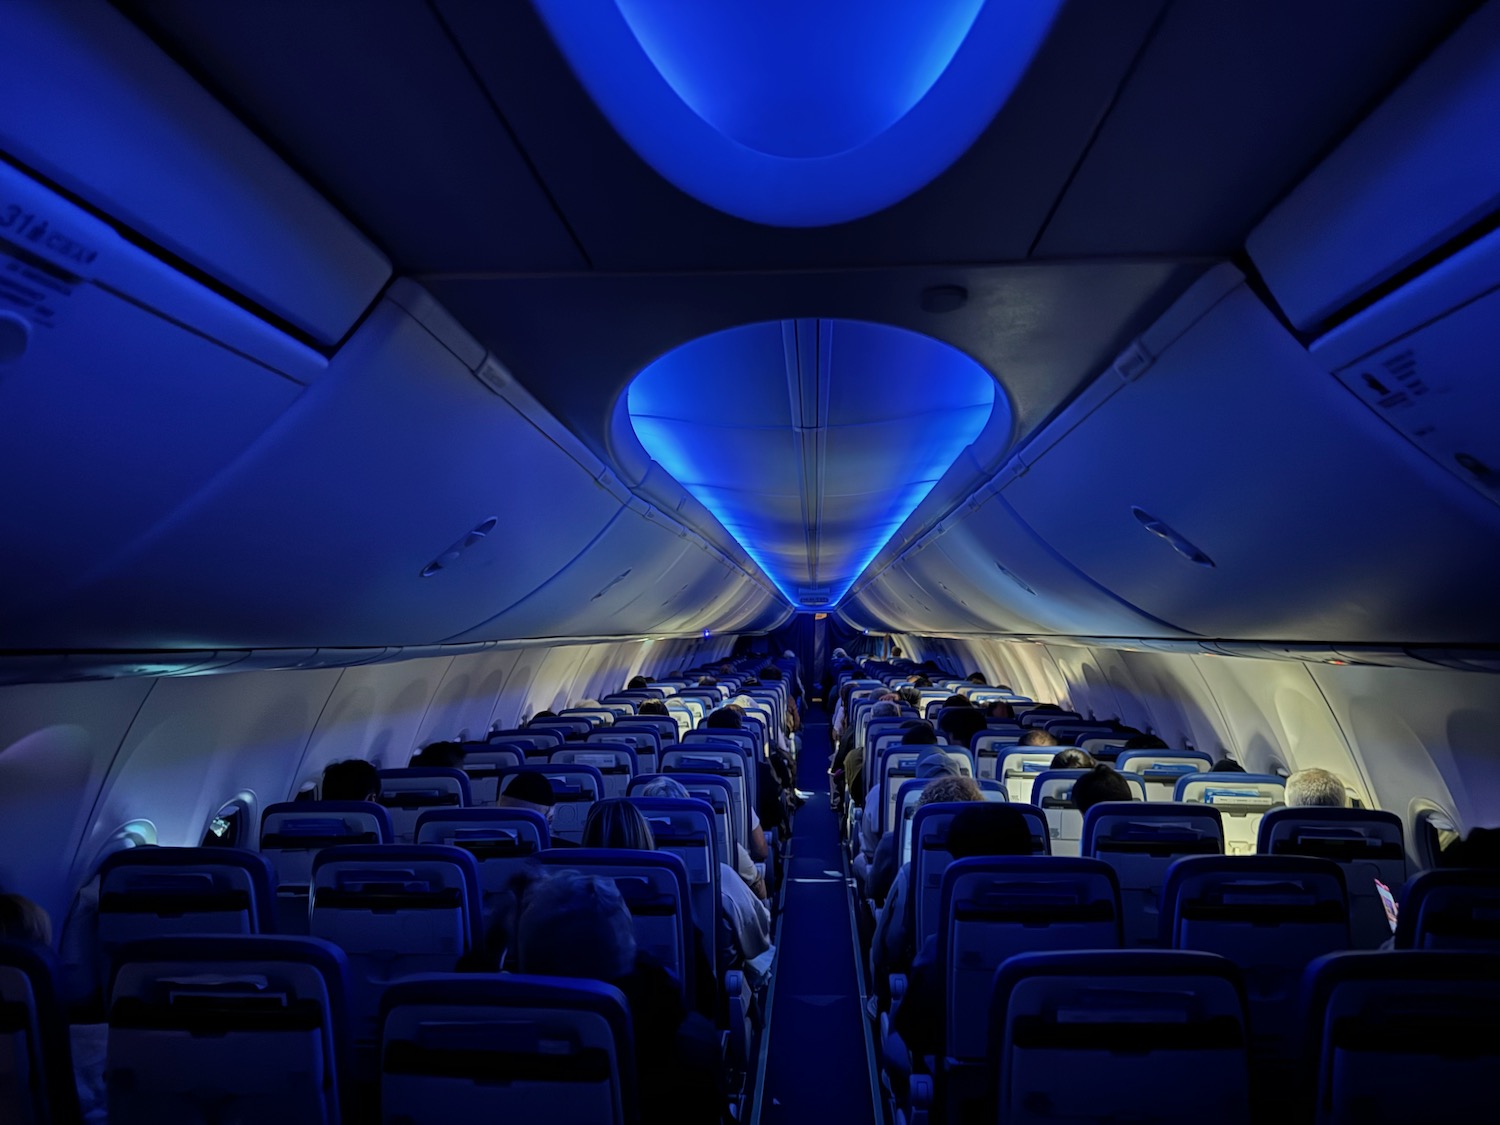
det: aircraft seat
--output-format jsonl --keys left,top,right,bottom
{"left": 1304, "top": 951, "right": 1500, "bottom": 1124}
{"left": 259, "top": 801, "right": 393, "bottom": 935}
{"left": 594, "top": 726, "right": 660, "bottom": 773}
{"left": 995, "top": 750, "right": 1063, "bottom": 802}
{"left": 309, "top": 844, "right": 481, "bottom": 1041}
{"left": 0, "top": 939, "right": 81, "bottom": 1123}
{"left": 1258, "top": 807, "right": 1407, "bottom": 949}
{"left": 661, "top": 749, "right": 751, "bottom": 854}
{"left": 459, "top": 745, "right": 524, "bottom": 805}
{"left": 630, "top": 773, "right": 734, "bottom": 871}
{"left": 414, "top": 807, "right": 549, "bottom": 912}
{"left": 379, "top": 974, "right": 635, "bottom": 1125}
{"left": 626, "top": 797, "right": 721, "bottom": 979}
{"left": 496, "top": 765, "right": 604, "bottom": 844}
{"left": 1392, "top": 868, "right": 1500, "bottom": 950}
{"left": 1082, "top": 802, "right": 1224, "bottom": 947}
{"left": 106, "top": 934, "right": 350, "bottom": 1125}
{"left": 551, "top": 744, "right": 639, "bottom": 799}
{"left": 377, "top": 767, "right": 471, "bottom": 844}
{"left": 1175, "top": 773, "right": 1286, "bottom": 854}
{"left": 1115, "top": 749, "right": 1214, "bottom": 801}
{"left": 1163, "top": 855, "right": 1349, "bottom": 1069}
{"left": 991, "top": 949, "right": 1250, "bottom": 1125}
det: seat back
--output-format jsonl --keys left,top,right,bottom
{"left": 628, "top": 774, "right": 733, "bottom": 870}
{"left": 98, "top": 846, "right": 276, "bottom": 987}
{"left": 1030, "top": 769, "right": 1148, "bottom": 857}
{"left": 1164, "top": 855, "right": 1349, "bottom": 1064}
{"left": 1115, "top": 749, "right": 1214, "bottom": 801}
{"left": 591, "top": 727, "right": 659, "bottom": 773}
{"left": 992, "top": 950, "right": 1250, "bottom": 1125}
{"left": 550, "top": 745, "right": 639, "bottom": 799}
{"left": 661, "top": 750, "right": 749, "bottom": 854}
{"left": 612, "top": 715, "right": 679, "bottom": 748}
{"left": 487, "top": 730, "right": 562, "bottom": 760}
{"left": 1305, "top": 951, "right": 1500, "bottom": 1125}
{"left": 879, "top": 748, "right": 975, "bottom": 833}
{"left": 1081, "top": 736, "right": 1130, "bottom": 759}
{"left": 309, "top": 844, "right": 480, "bottom": 1041}
{"left": 377, "top": 768, "right": 471, "bottom": 844}
{"left": 379, "top": 974, "right": 634, "bottom": 1125}
{"left": 460, "top": 746, "right": 524, "bottom": 805}
{"left": 534, "top": 849, "right": 694, "bottom": 1009}
{"left": 107, "top": 935, "right": 349, "bottom": 1125}
{"left": 972, "top": 729, "right": 1025, "bottom": 778}
{"left": 938, "top": 858, "right": 1122, "bottom": 1061}
{"left": 627, "top": 797, "right": 720, "bottom": 980}
{"left": 996, "top": 750, "right": 1060, "bottom": 802}
{"left": 560, "top": 707, "right": 616, "bottom": 728}
{"left": 1394, "top": 869, "right": 1500, "bottom": 950}
{"left": 414, "top": 808, "right": 549, "bottom": 909}
{"left": 497, "top": 766, "right": 604, "bottom": 844}
{"left": 1258, "top": 807, "right": 1408, "bottom": 949}
{"left": 1083, "top": 802, "right": 1225, "bottom": 946}
{"left": 259, "top": 801, "right": 393, "bottom": 934}
{"left": 1175, "top": 773, "right": 1286, "bottom": 854}
{"left": 0, "top": 940, "right": 80, "bottom": 1124}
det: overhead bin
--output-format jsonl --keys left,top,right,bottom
{"left": 0, "top": 0, "right": 390, "bottom": 345}
{"left": 1247, "top": 3, "right": 1500, "bottom": 331}
{"left": 994, "top": 270, "right": 1500, "bottom": 643}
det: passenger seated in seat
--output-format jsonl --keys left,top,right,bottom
{"left": 320, "top": 758, "right": 379, "bottom": 801}
{"left": 966, "top": 673, "right": 987, "bottom": 686}
{"left": 1050, "top": 747, "right": 1097, "bottom": 770}
{"left": 583, "top": 798, "right": 769, "bottom": 992}
{"left": 705, "top": 708, "right": 778, "bottom": 856}
{"left": 859, "top": 749, "right": 962, "bottom": 898}
{"left": 937, "top": 707, "right": 986, "bottom": 752}
{"left": 499, "top": 771, "right": 574, "bottom": 844}
{"left": 410, "top": 740, "right": 466, "bottom": 768}
{"left": 870, "top": 775, "right": 987, "bottom": 989}
{"left": 628, "top": 675, "right": 650, "bottom": 690}
{"left": 1071, "top": 764, "right": 1135, "bottom": 813}
{"left": 515, "top": 872, "right": 725, "bottom": 1125}
{"left": 1018, "top": 729, "right": 1059, "bottom": 748}
{"left": 983, "top": 699, "right": 1015, "bottom": 722}
{"left": 1441, "top": 827, "right": 1500, "bottom": 867}
{"left": 894, "top": 805, "right": 1037, "bottom": 1061}
{"left": 1122, "top": 733, "right": 1168, "bottom": 750}
{"left": 898, "top": 686, "right": 923, "bottom": 708}
{"left": 1210, "top": 758, "right": 1247, "bottom": 773}
{"left": 1285, "top": 768, "right": 1349, "bottom": 808}
{"left": 638, "top": 699, "right": 669, "bottom": 717}
{"left": 941, "top": 694, "right": 972, "bottom": 710}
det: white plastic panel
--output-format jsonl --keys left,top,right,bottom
{"left": 1001, "top": 283, "right": 1500, "bottom": 642}
{"left": 0, "top": 0, "right": 390, "bottom": 344}
{"left": 1248, "top": 3, "right": 1500, "bottom": 329}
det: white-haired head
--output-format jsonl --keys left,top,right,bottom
{"left": 1285, "top": 768, "right": 1349, "bottom": 808}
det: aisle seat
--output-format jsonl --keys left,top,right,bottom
{"left": 1083, "top": 803, "right": 1224, "bottom": 947}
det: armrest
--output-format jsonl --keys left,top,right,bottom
{"left": 889, "top": 973, "right": 908, "bottom": 1018}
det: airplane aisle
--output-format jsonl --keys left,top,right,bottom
{"left": 758, "top": 706, "right": 880, "bottom": 1124}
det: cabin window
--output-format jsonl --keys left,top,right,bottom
{"left": 293, "top": 781, "right": 320, "bottom": 802}
{"left": 1411, "top": 802, "right": 1461, "bottom": 869}
{"left": 200, "top": 797, "right": 252, "bottom": 848}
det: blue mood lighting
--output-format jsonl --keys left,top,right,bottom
{"left": 531, "top": 0, "right": 1064, "bottom": 226}
{"left": 627, "top": 320, "right": 1000, "bottom": 609}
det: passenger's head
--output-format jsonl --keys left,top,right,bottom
{"left": 515, "top": 872, "right": 637, "bottom": 981}
{"left": 1018, "top": 729, "right": 1060, "bottom": 748}
{"left": 498, "top": 771, "right": 557, "bottom": 817}
{"left": 707, "top": 707, "right": 743, "bottom": 729}
{"left": 1071, "top": 765, "right": 1135, "bottom": 813}
{"left": 945, "top": 804, "right": 1034, "bottom": 860}
{"left": 985, "top": 700, "right": 1015, "bottom": 721}
{"left": 638, "top": 700, "right": 668, "bottom": 717}
{"left": 760, "top": 665, "right": 783, "bottom": 682}
{"left": 871, "top": 700, "right": 901, "bottom": 720}
{"left": 627, "top": 675, "right": 649, "bottom": 690}
{"left": 942, "top": 694, "right": 972, "bottom": 710}
{"left": 939, "top": 708, "right": 988, "bottom": 749}
{"left": 918, "top": 775, "right": 984, "bottom": 806}
{"left": 910, "top": 675, "right": 931, "bottom": 688}
{"left": 1442, "top": 827, "right": 1500, "bottom": 869}
{"left": 898, "top": 686, "right": 922, "bottom": 708}
{"left": 411, "top": 740, "right": 466, "bottom": 769}
{"left": 915, "top": 749, "right": 962, "bottom": 781}
{"left": 1123, "top": 733, "right": 1168, "bottom": 750}
{"left": 697, "top": 676, "right": 717, "bottom": 687}
{"left": 637, "top": 776, "right": 690, "bottom": 801}
{"left": 1050, "top": 748, "right": 1096, "bottom": 770}
{"left": 900, "top": 721, "right": 939, "bottom": 746}
{"left": 966, "top": 673, "right": 987, "bottom": 686}
{"left": 1209, "top": 758, "right": 1247, "bottom": 773}
{"left": 532, "top": 709, "right": 557, "bottom": 721}
{"left": 582, "top": 799, "right": 657, "bottom": 851}
{"left": 1285, "top": 768, "right": 1349, "bottom": 808}
{"left": 321, "top": 759, "right": 379, "bottom": 802}
{"left": 0, "top": 893, "right": 52, "bottom": 946}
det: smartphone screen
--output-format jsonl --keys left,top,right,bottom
{"left": 1375, "top": 878, "right": 1399, "bottom": 932}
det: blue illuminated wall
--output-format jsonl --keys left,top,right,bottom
{"left": 627, "top": 320, "right": 1001, "bottom": 608}
{"left": 532, "top": 0, "right": 1064, "bottom": 226}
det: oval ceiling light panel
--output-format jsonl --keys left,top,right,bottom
{"left": 532, "top": 0, "right": 1065, "bottom": 226}
{"left": 627, "top": 320, "right": 1003, "bottom": 608}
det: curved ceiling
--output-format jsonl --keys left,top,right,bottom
{"left": 531, "top": 0, "right": 1064, "bottom": 225}
{"left": 627, "top": 319, "right": 1001, "bottom": 608}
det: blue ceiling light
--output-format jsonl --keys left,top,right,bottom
{"left": 627, "top": 320, "right": 1001, "bottom": 609}
{"left": 531, "top": 0, "right": 1064, "bottom": 226}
